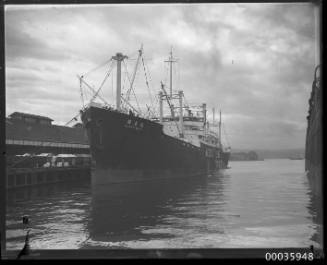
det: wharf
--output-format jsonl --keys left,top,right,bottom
{"left": 6, "top": 166, "right": 91, "bottom": 189}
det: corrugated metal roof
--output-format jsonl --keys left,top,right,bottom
{"left": 36, "top": 153, "right": 53, "bottom": 157}
{"left": 9, "top": 112, "right": 54, "bottom": 121}
{"left": 56, "top": 154, "right": 76, "bottom": 157}
{"left": 6, "top": 118, "right": 89, "bottom": 145}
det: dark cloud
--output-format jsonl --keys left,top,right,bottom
{"left": 5, "top": 14, "right": 72, "bottom": 61}
{"left": 247, "top": 3, "right": 314, "bottom": 40}
{"left": 4, "top": 3, "right": 316, "bottom": 149}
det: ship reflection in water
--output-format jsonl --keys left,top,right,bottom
{"left": 88, "top": 172, "right": 227, "bottom": 246}
{"left": 6, "top": 159, "right": 322, "bottom": 250}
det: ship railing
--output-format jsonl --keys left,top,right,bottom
{"left": 162, "top": 116, "right": 204, "bottom": 122}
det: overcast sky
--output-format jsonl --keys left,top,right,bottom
{"left": 5, "top": 3, "right": 317, "bottom": 150}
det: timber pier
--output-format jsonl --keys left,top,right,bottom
{"left": 5, "top": 111, "right": 92, "bottom": 189}
{"left": 7, "top": 166, "right": 91, "bottom": 189}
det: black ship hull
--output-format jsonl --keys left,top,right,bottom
{"left": 81, "top": 106, "right": 229, "bottom": 183}
{"left": 305, "top": 68, "right": 322, "bottom": 201}
{"left": 305, "top": 66, "right": 322, "bottom": 249}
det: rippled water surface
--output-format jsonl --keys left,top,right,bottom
{"left": 6, "top": 159, "right": 321, "bottom": 250}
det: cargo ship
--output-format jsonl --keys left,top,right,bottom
{"left": 80, "top": 47, "right": 230, "bottom": 183}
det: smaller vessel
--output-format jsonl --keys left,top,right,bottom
{"left": 288, "top": 156, "right": 304, "bottom": 160}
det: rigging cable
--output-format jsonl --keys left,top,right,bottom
{"left": 145, "top": 57, "right": 159, "bottom": 117}
{"left": 67, "top": 56, "right": 117, "bottom": 129}
{"left": 111, "top": 66, "right": 114, "bottom": 100}
{"left": 178, "top": 59, "right": 181, "bottom": 92}
{"left": 122, "top": 60, "right": 142, "bottom": 114}
{"left": 126, "top": 51, "right": 138, "bottom": 61}
{"left": 141, "top": 55, "right": 156, "bottom": 116}
{"left": 122, "top": 60, "right": 141, "bottom": 114}
{"left": 89, "top": 59, "right": 114, "bottom": 104}
{"left": 222, "top": 123, "right": 231, "bottom": 148}
{"left": 126, "top": 48, "right": 142, "bottom": 102}
{"left": 82, "top": 57, "right": 113, "bottom": 78}
{"left": 65, "top": 111, "right": 81, "bottom": 126}
{"left": 78, "top": 75, "right": 110, "bottom": 107}
{"left": 163, "top": 63, "right": 168, "bottom": 89}
{"left": 121, "top": 62, "right": 128, "bottom": 98}
{"left": 160, "top": 82, "right": 181, "bottom": 136}
{"left": 79, "top": 77, "right": 85, "bottom": 109}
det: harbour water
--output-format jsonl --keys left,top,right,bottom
{"left": 6, "top": 159, "right": 322, "bottom": 251}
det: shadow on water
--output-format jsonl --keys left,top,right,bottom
{"left": 307, "top": 189, "right": 324, "bottom": 250}
{"left": 7, "top": 161, "right": 317, "bottom": 250}
{"left": 6, "top": 179, "right": 91, "bottom": 205}
{"left": 6, "top": 179, "right": 91, "bottom": 247}
{"left": 88, "top": 171, "right": 227, "bottom": 243}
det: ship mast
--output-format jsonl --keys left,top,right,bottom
{"left": 203, "top": 103, "right": 207, "bottom": 137}
{"left": 179, "top": 90, "right": 184, "bottom": 138}
{"left": 219, "top": 110, "right": 222, "bottom": 149}
{"left": 159, "top": 91, "right": 163, "bottom": 123}
{"left": 164, "top": 47, "right": 177, "bottom": 98}
{"left": 159, "top": 82, "right": 175, "bottom": 118}
{"left": 126, "top": 46, "right": 143, "bottom": 102}
{"left": 112, "top": 52, "right": 128, "bottom": 111}
{"left": 160, "top": 49, "right": 185, "bottom": 139}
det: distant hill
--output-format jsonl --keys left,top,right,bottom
{"left": 230, "top": 151, "right": 260, "bottom": 161}
{"left": 232, "top": 148, "right": 305, "bottom": 159}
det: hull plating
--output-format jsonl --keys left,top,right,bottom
{"left": 82, "top": 107, "right": 229, "bottom": 182}
{"left": 305, "top": 74, "right": 322, "bottom": 200}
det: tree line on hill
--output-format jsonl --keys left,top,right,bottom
{"left": 230, "top": 148, "right": 305, "bottom": 161}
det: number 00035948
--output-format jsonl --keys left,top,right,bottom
{"left": 265, "top": 252, "right": 314, "bottom": 261}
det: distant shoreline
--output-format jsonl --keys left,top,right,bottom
{"left": 229, "top": 158, "right": 305, "bottom": 161}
